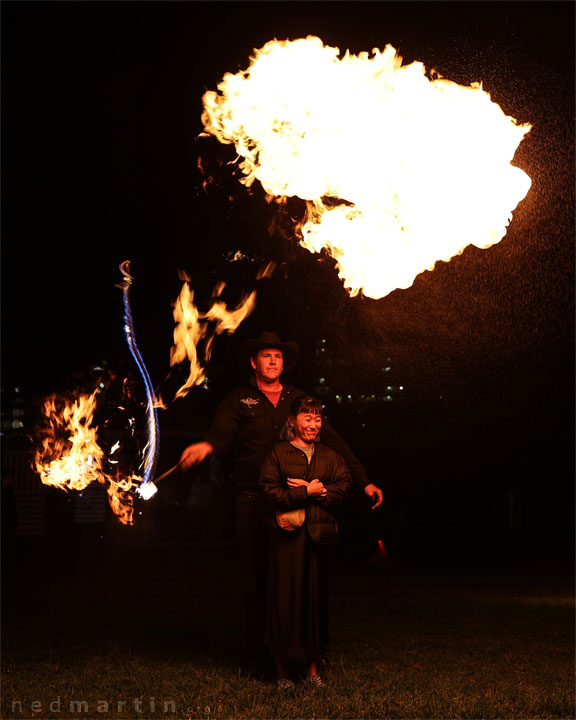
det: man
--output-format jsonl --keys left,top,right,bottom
{"left": 179, "top": 331, "right": 383, "bottom": 676}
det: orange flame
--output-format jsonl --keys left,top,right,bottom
{"left": 201, "top": 36, "right": 532, "bottom": 299}
{"left": 159, "top": 263, "right": 274, "bottom": 405}
{"left": 35, "top": 263, "right": 275, "bottom": 520}
{"left": 34, "top": 390, "right": 141, "bottom": 525}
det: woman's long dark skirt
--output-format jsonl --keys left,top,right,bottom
{"left": 266, "top": 525, "right": 331, "bottom": 656}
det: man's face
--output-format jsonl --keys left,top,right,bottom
{"left": 290, "top": 410, "right": 322, "bottom": 445}
{"left": 251, "top": 348, "right": 284, "bottom": 383}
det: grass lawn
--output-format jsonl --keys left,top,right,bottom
{"left": 1, "top": 531, "right": 574, "bottom": 720}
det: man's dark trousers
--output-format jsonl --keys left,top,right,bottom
{"left": 235, "top": 493, "right": 270, "bottom": 675}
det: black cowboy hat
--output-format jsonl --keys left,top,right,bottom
{"left": 238, "top": 331, "right": 301, "bottom": 371}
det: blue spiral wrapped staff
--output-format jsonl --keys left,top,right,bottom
{"left": 119, "top": 260, "right": 160, "bottom": 492}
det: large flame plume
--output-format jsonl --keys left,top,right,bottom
{"left": 201, "top": 36, "right": 532, "bottom": 299}
{"left": 34, "top": 389, "right": 141, "bottom": 525}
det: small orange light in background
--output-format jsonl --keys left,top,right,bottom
{"left": 377, "top": 539, "right": 389, "bottom": 560}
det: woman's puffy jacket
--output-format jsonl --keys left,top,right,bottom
{"left": 259, "top": 441, "right": 353, "bottom": 544}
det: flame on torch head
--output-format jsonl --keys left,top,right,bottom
{"left": 35, "top": 390, "right": 104, "bottom": 493}
{"left": 34, "top": 389, "right": 142, "bottom": 525}
{"left": 201, "top": 36, "right": 532, "bottom": 299}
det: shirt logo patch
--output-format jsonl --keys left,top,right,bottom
{"left": 241, "top": 397, "right": 260, "bottom": 407}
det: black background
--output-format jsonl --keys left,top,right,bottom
{"left": 2, "top": 1, "right": 574, "bottom": 545}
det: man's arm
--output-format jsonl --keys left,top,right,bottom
{"left": 179, "top": 389, "right": 241, "bottom": 469}
{"left": 180, "top": 441, "right": 214, "bottom": 469}
{"left": 320, "top": 418, "right": 383, "bottom": 509}
{"left": 319, "top": 452, "right": 354, "bottom": 509}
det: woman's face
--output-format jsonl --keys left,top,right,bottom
{"left": 290, "top": 410, "right": 322, "bottom": 445}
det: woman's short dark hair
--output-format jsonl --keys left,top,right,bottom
{"left": 288, "top": 394, "right": 322, "bottom": 417}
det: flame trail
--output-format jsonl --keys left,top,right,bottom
{"left": 34, "top": 264, "right": 162, "bottom": 518}
{"left": 119, "top": 261, "right": 159, "bottom": 492}
{"left": 34, "top": 262, "right": 269, "bottom": 516}
{"left": 157, "top": 262, "right": 275, "bottom": 407}
{"left": 201, "top": 36, "right": 532, "bottom": 299}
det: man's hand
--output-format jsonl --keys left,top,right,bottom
{"left": 179, "top": 442, "right": 214, "bottom": 470}
{"left": 364, "top": 483, "right": 383, "bottom": 509}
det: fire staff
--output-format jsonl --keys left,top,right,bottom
{"left": 179, "top": 331, "right": 383, "bottom": 677}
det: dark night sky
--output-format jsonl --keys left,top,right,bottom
{"left": 2, "top": 1, "right": 574, "bottom": 525}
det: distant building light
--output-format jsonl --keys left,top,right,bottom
{"left": 14, "top": 387, "right": 21, "bottom": 394}
{"left": 322, "top": 338, "right": 327, "bottom": 344}
{"left": 386, "top": 386, "right": 392, "bottom": 391}
{"left": 347, "top": 394, "right": 352, "bottom": 399}
{"left": 385, "top": 395, "right": 393, "bottom": 402}
{"left": 399, "top": 386, "right": 404, "bottom": 390}
{"left": 319, "top": 377, "right": 326, "bottom": 384}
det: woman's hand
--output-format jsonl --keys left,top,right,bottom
{"left": 287, "top": 477, "right": 327, "bottom": 498}
{"left": 306, "top": 478, "right": 327, "bottom": 498}
{"left": 287, "top": 478, "right": 308, "bottom": 488}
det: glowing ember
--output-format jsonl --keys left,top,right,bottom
{"left": 34, "top": 389, "right": 141, "bottom": 525}
{"left": 201, "top": 36, "right": 532, "bottom": 298}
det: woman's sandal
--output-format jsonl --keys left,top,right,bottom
{"left": 277, "top": 677, "right": 296, "bottom": 691}
{"left": 308, "top": 674, "right": 326, "bottom": 687}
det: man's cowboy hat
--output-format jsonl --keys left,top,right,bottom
{"left": 239, "top": 331, "right": 300, "bottom": 371}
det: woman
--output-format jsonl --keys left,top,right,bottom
{"left": 259, "top": 395, "right": 353, "bottom": 690}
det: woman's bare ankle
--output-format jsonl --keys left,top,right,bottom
{"left": 274, "top": 655, "right": 288, "bottom": 679}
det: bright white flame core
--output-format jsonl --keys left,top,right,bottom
{"left": 202, "top": 36, "right": 532, "bottom": 299}
{"left": 137, "top": 482, "right": 158, "bottom": 500}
